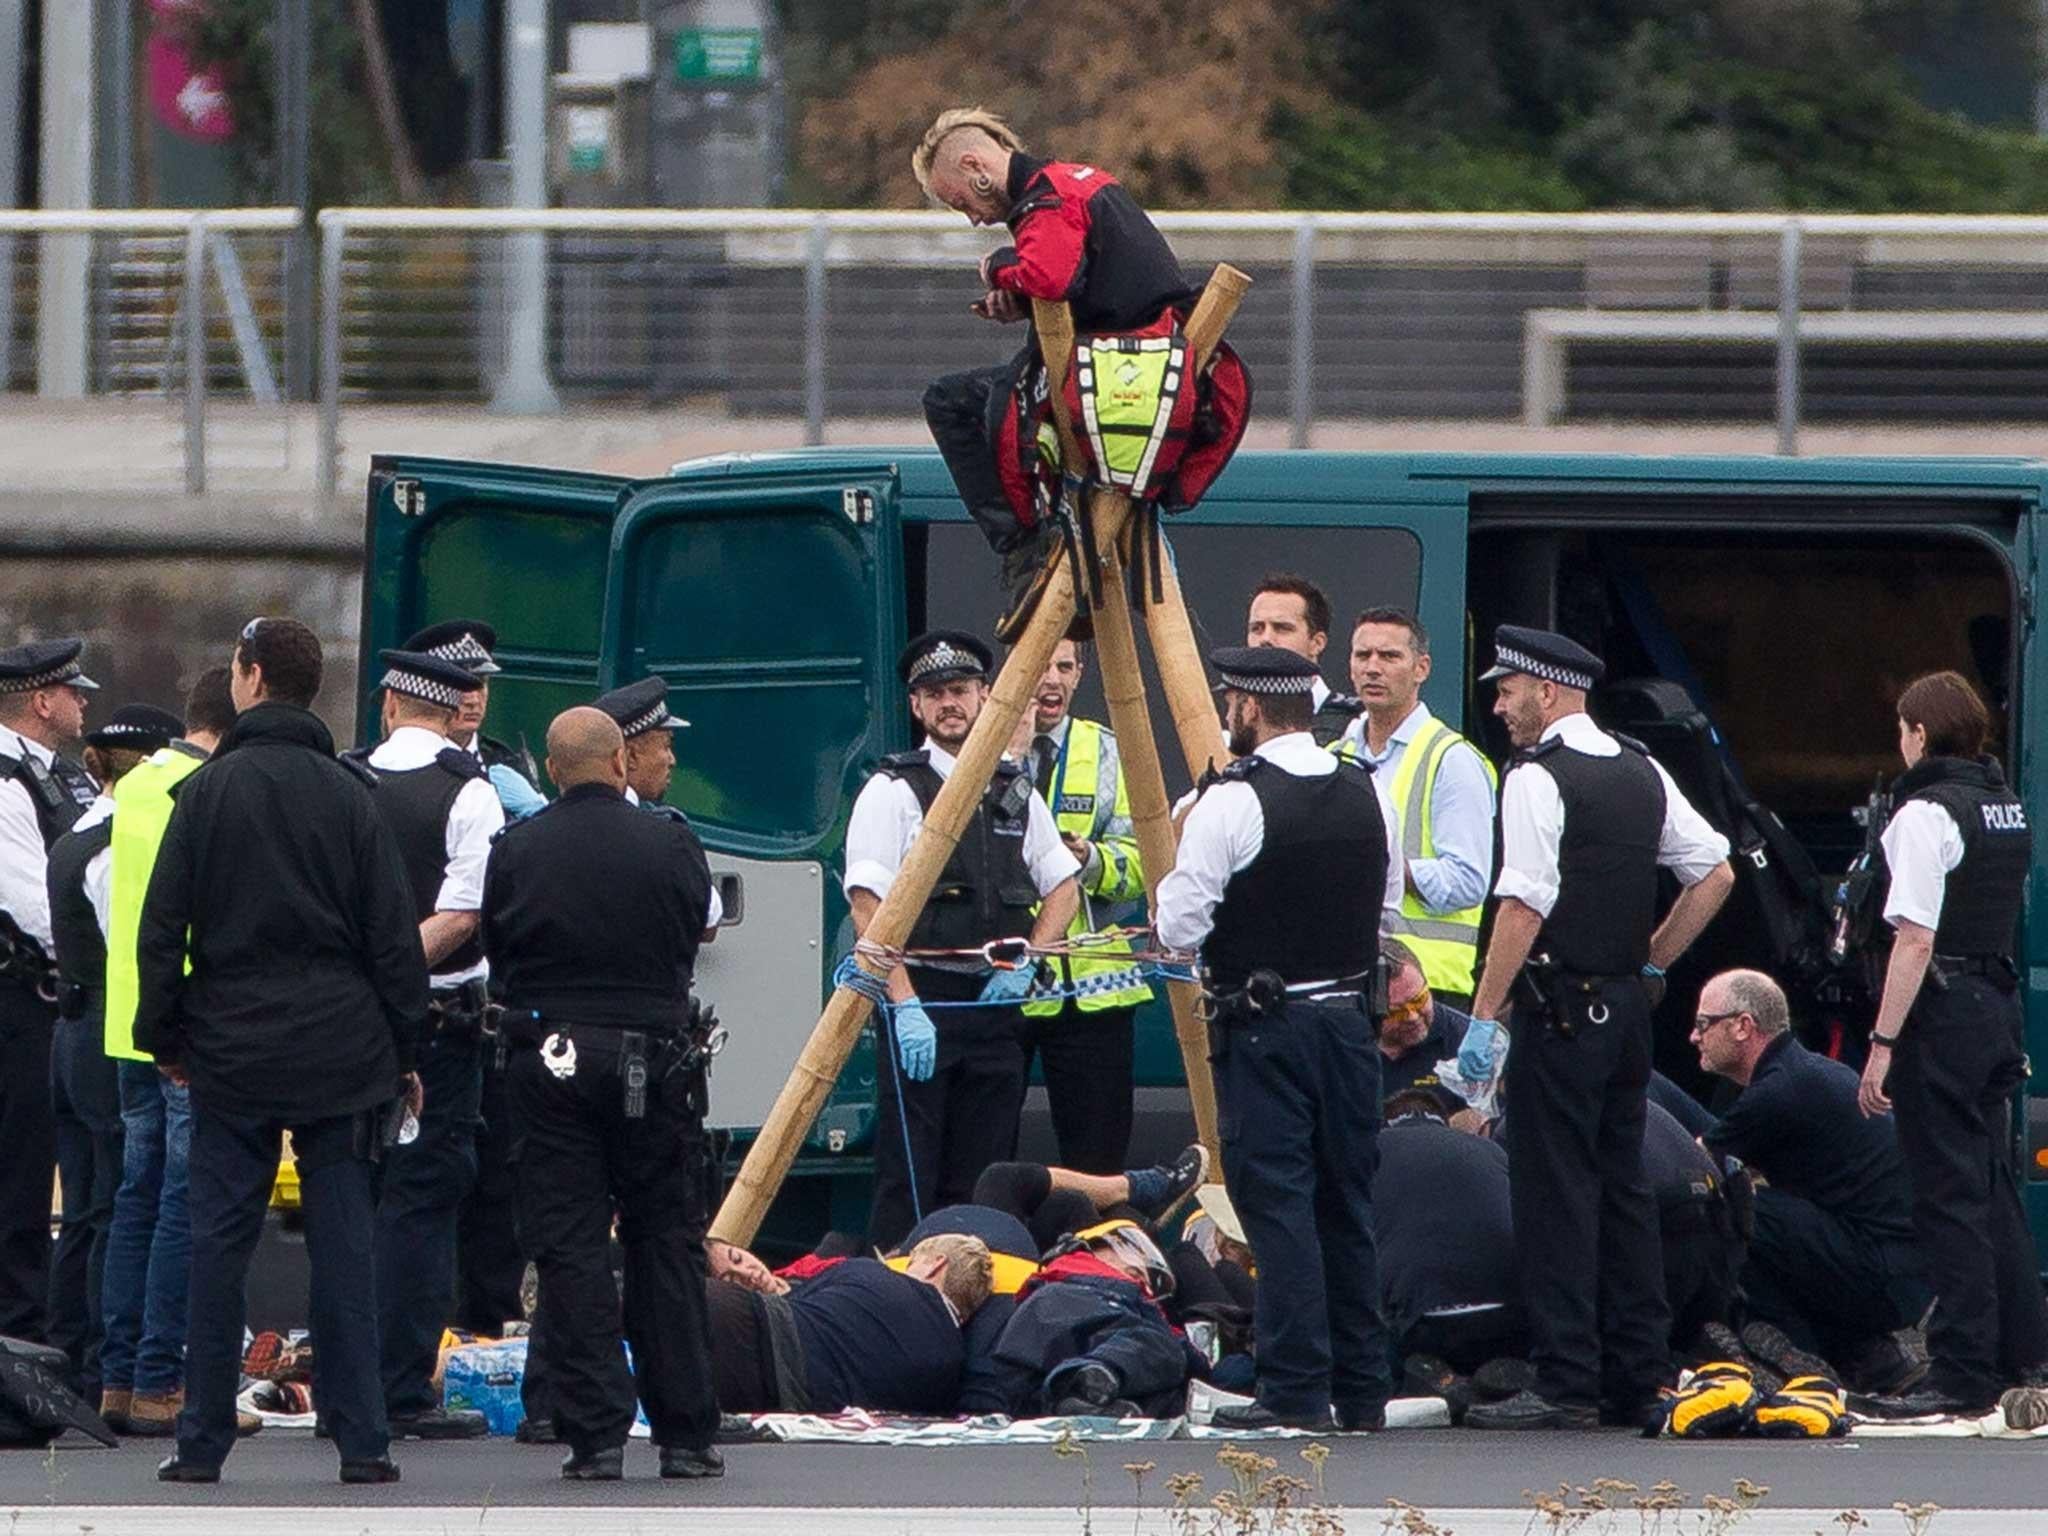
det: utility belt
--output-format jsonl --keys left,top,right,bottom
{"left": 1201, "top": 962, "right": 1387, "bottom": 1028}
{"left": 0, "top": 914, "right": 57, "bottom": 1006}
{"left": 56, "top": 981, "right": 101, "bottom": 1022}
{"left": 505, "top": 1007, "right": 727, "bottom": 1120}
{"left": 1928, "top": 954, "right": 2018, "bottom": 991}
{"left": 428, "top": 978, "right": 491, "bottom": 1035}
{"left": 1512, "top": 954, "right": 1640, "bottom": 1040}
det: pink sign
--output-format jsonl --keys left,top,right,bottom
{"left": 146, "top": 0, "right": 234, "bottom": 144}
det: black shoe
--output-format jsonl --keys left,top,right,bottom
{"left": 1470, "top": 1357, "right": 1536, "bottom": 1402}
{"left": 716, "top": 1412, "right": 774, "bottom": 1445}
{"left": 1400, "top": 1355, "right": 1472, "bottom": 1421}
{"left": 993, "top": 521, "right": 1069, "bottom": 644}
{"left": 1049, "top": 1361, "right": 1121, "bottom": 1413}
{"left": 561, "top": 1445, "right": 625, "bottom": 1481}
{"left": 156, "top": 1453, "right": 221, "bottom": 1484}
{"left": 1333, "top": 1400, "right": 1387, "bottom": 1432}
{"left": 1846, "top": 1336, "right": 1929, "bottom": 1397}
{"left": 1054, "top": 1395, "right": 1142, "bottom": 1419}
{"left": 339, "top": 1455, "right": 401, "bottom": 1485}
{"left": 1853, "top": 1387, "right": 1997, "bottom": 1421}
{"left": 1127, "top": 1143, "right": 1209, "bottom": 1223}
{"left": 1742, "top": 1321, "right": 1839, "bottom": 1383}
{"left": 514, "top": 1414, "right": 559, "bottom": 1444}
{"left": 1209, "top": 1400, "right": 1337, "bottom": 1432}
{"left": 390, "top": 1406, "right": 488, "bottom": 1440}
{"left": 660, "top": 1444, "right": 725, "bottom": 1479}
{"left": 1696, "top": 1320, "right": 1751, "bottom": 1366}
{"left": 1464, "top": 1389, "right": 1598, "bottom": 1431}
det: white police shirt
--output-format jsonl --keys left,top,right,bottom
{"left": 1156, "top": 730, "right": 1404, "bottom": 953}
{"left": 368, "top": 724, "right": 506, "bottom": 988}
{"left": 0, "top": 721, "right": 60, "bottom": 948}
{"left": 1493, "top": 712, "right": 1729, "bottom": 918}
{"left": 843, "top": 740, "right": 1079, "bottom": 902}
{"left": 1879, "top": 800, "right": 1965, "bottom": 932}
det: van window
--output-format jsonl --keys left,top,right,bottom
{"left": 912, "top": 519, "right": 1424, "bottom": 793}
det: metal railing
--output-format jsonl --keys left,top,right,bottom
{"left": 1, "top": 208, "right": 304, "bottom": 494}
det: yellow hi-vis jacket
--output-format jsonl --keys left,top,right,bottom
{"left": 1023, "top": 718, "right": 1152, "bottom": 1014}
{"left": 103, "top": 743, "right": 205, "bottom": 1061}
{"left": 1343, "top": 714, "right": 1497, "bottom": 997}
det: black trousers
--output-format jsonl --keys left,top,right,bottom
{"left": 48, "top": 1013, "right": 123, "bottom": 1396}
{"left": 1504, "top": 978, "right": 1671, "bottom": 1410}
{"left": 923, "top": 358, "right": 1030, "bottom": 555}
{"left": 1740, "top": 1186, "right": 1928, "bottom": 1367}
{"left": 510, "top": 1032, "right": 717, "bottom": 1458}
{"left": 1659, "top": 1200, "right": 1742, "bottom": 1355}
{"left": 456, "top": 1047, "right": 527, "bottom": 1334}
{"left": 373, "top": 1027, "right": 482, "bottom": 1417}
{"left": 867, "top": 985, "right": 1028, "bottom": 1252}
{"left": 1889, "top": 976, "right": 2048, "bottom": 1401}
{"left": 1215, "top": 997, "right": 1390, "bottom": 1419}
{"left": 1019, "top": 1001, "right": 1136, "bottom": 1174}
{"left": 181, "top": 1103, "right": 384, "bottom": 1470}
{"left": 0, "top": 982, "right": 55, "bottom": 1342}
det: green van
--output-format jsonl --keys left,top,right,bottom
{"left": 359, "top": 448, "right": 2048, "bottom": 1253}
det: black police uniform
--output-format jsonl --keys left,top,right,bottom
{"left": 481, "top": 779, "right": 720, "bottom": 1469}
{"left": 1156, "top": 645, "right": 1393, "bottom": 1428}
{"left": 1881, "top": 754, "right": 2048, "bottom": 1404}
{"left": 44, "top": 705, "right": 179, "bottom": 1398}
{"left": 351, "top": 652, "right": 505, "bottom": 1433}
{"left": 0, "top": 639, "right": 99, "bottom": 1343}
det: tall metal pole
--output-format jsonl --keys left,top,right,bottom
{"left": 36, "top": 0, "right": 96, "bottom": 398}
{"left": 0, "top": 0, "right": 26, "bottom": 387}
{"left": 490, "top": 0, "right": 560, "bottom": 414}
{"left": 278, "top": 0, "right": 314, "bottom": 400}
{"left": 1775, "top": 219, "right": 1802, "bottom": 458}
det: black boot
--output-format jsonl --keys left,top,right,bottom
{"left": 339, "top": 1455, "right": 402, "bottom": 1485}
{"left": 560, "top": 1444, "right": 625, "bottom": 1481}
{"left": 660, "top": 1444, "right": 726, "bottom": 1479}
{"left": 1464, "top": 1389, "right": 1598, "bottom": 1431}
{"left": 1209, "top": 1400, "right": 1337, "bottom": 1432}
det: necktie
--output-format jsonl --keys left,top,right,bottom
{"left": 1033, "top": 734, "right": 1058, "bottom": 799}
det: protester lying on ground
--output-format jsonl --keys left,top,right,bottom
{"left": 1641, "top": 1100, "right": 1748, "bottom": 1359}
{"left": 969, "top": 1145, "right": 1209, "bottom": 1253}
{"left": 705, "top": 1234, "right": 994, "bottom": 1417}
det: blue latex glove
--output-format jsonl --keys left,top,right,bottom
{"left": 488, "top": 763, "right": 549, "bottom": 821}
{"left": 890, "top": 999, "right": 937, "bottom": 1082}
{"left": 978, "top": 964, "right": 1038, "bottom": 1005}
{"left": 1457, "top": 1018, "right": 1502, "bottom": 1083}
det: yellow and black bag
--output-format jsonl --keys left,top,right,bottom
{"left": 1751, "top": 1374, "right": 1848, "bottom": 1439}
{"left": 1653, "top": 1361, "right": 1759, "bottom": 1438}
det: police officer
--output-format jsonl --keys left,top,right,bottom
{"left": 1007, "top": 639, "right": 1150, "bottom": 1172}
{"left": 1857, "top": 670, "right": 2048, "bottom": 1416}
{"left": 0, "top": 638, "right": 98, "bottom": 1343}
{"left": 593, "top": 676, "right": 724, "bottom": 932}
{"left": 844, "top": 631, "right": 1080, "bottom": 1250}
{"left": 1155, "top": 645, "right": 1405, "bottom": 1431}
{"left": 406, "top": 620, "right": 547, "bottom": 820}
{"left": 353, "top": 651, "right": 507, "bottom": 1439}
{"left": 480, "top": 706, "right": 722, "bottom": 1481}
{"left": 45, "top": 703, "right": 180, "bottom": 1403}
{"left": 1459, "top": 626, "right": 1733, "bottom": 1431}
{"left": 1245, "top": 576, "right": 1362, "bottom": 747}
{"left": 1337, "top": 607, "right": 1497, "bottom": 1012}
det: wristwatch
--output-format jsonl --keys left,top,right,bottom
{"left": 1870, "top": 1031, "right": 1901, "bottom": 1047}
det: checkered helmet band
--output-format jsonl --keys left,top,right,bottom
{"left": 1493, "top": 645, "right": 1595, "bottom": 692}
{"left": 907, "top": 641, "right": 983, "bottom": 685}
{"left": 381, "top": 667, "right": 465, "bottom": 709}
{"left": 622, "top": 703, "right": 670, "bottom": 737}
{"left": 1217, "top": 669, "right": 1316, "bottom": 696}
{"left": 425, "top": 634, "right": 495, "bottom": 668}
{"left": 0, "top": 660, "right": 83, "bottom": 694}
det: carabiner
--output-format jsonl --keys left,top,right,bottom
{"left": 981, "top": 937, "right": 1035, "bottom": 971}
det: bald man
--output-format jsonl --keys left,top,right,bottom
{"left": 481, "top": 706, "right": 723, "bottom": 1481}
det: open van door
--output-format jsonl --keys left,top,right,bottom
{"left": 601, "top": 460, "right": 908, "bottom": 1143}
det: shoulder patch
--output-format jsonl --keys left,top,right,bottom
{"left": 435, "top": 746, "right": 488, "bottom": 782}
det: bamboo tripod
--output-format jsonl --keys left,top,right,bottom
{"left": 711, "top": 264, "right": 1251, "bottom": 1247}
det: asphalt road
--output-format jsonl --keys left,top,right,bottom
{"left": 0, "top": 1426, "right": 2040, "bottom": 1513}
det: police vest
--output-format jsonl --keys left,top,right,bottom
{"left": 46, "top": 815, "right": 111, "bottom": 1022}
{"left": 0, "top": 746, "right": 93, "bottom": 850}
{"left": 1310, "top": 691, "right": 1364, "bottom": 749}
{"left": 1520, "top": 736, "right": 1666, "bottom": 976}
{"left": 877, "top": 753, "right": 1040, "bottom": 967}
{"left": 352, "top": 745, "right": 488, "bottom": 979}
{"left": 1344, "top": 717, "right": 1498, "bottom": 997}
{"left": 1203, "top": 756, "right": 1388, "bottom": 991}
{"left": 104, "top": 743, "right": 207, "bottom": 1061}
{"left": 1891, "top": 755, "right": 2030, "bottom": 958}
{"left": 1021, "top": 718, "right": 1151, "bottom": 1015}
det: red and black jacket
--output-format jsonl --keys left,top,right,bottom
{"left": 985, "top": 155, "right": 1192, "bottom": 334}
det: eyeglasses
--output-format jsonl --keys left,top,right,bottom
{"left": 1692, "top": 1009, "right": 1749, "bottom": 1035}
{"left": 1383, "top": 989, "right": 1432, "bottom": 1027}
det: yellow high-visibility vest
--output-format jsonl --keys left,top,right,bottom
{"left": 1379, "top": 716, "right": 1497, "bottom": 997}
{"left": 103, "top": 744, "right": 204, "bottom": 1061}
{"left": 1022, "top": 718, "right": 1152, "bottom": 1015}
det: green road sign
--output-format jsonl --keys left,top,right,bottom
{"left": 674, "top": 27, "right": 761, "bottom": 84}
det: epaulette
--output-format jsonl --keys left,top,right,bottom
{"left": 1217, "top": 755, "right": 1265, "bottom": 782}
{"left": 641, "top": 801, "right": 693, "bottom": 827}
{"left": 1321, "top": 691, "right": 1365, "bottom": 717}
{"left": 336, "top": 753, "right": 378, "bottom": 787}
{"left": 992, "top": 758, "right": 1025, "bottom": 781}
{"left": 1613, "top": 731, "right": 1652, "bottom": 758}
{"left": 434, "top": 746, "right": 488, "bottom": 782}
{"left": 876, "top": 750, "right": 929, "bottom": 775}
{"left": 1512, "top": 738, "right": 1566, "bottom": 766}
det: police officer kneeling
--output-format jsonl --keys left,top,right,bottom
{"left": 1857, "top": 671, "right": 2048, "bottom": 1417}
{"left": 481, "top": 707, "right": 721, "bottom": 1481}
{"left": 1156, "top": 646, "right": 1404, "bottom": 1432}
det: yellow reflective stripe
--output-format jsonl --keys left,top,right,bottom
{"left": 1387, "top": 719, "right": 1495, "bottom": 996}
{"left": 1076, "top": 334, "right": 1184, "bottom": 492}
{"left": 104, "top": 746, "right": 204, "bottom": 1061}
{"left": 1028, "top": 718, "right": 1151, "bottom": 1014}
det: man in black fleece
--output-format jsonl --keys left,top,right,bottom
{"left": 136, "top": 618, "right": 428, "bottom": 1486}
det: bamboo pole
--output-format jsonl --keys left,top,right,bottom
{"left": 710, "top": 264, "right": 1250, "bottom": 1247}
{"left": 1030, "top": 299, "right": 1222, "bottom": 1167}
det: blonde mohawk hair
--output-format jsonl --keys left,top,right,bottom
{"left": 910, "top": 107, "right": 1026, "bottom": 195}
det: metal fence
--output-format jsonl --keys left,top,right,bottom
{"left": 15, "top": 208, "right": 2048, "bottom": 502}
{"left": 0, "top": 209, "right": 304, "bottom": 494}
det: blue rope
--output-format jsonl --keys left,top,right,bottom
{"left": 835, "top": 956, "right": 925, "bottom": 1226}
